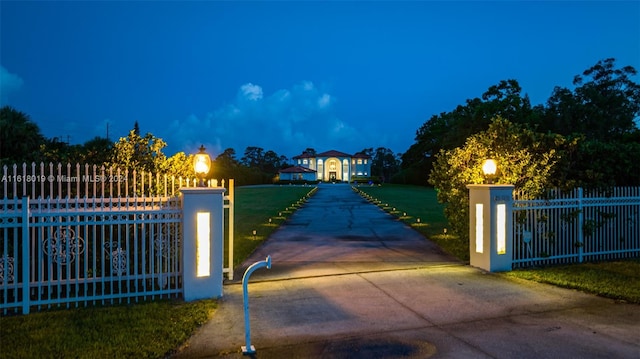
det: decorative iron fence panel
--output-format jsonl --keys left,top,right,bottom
{"left": 1, "top": 162, "right": 235, "bottom": 315}
{"left": 1, "top": 196, "right": 182, "bottom": 314}
{"left": 512, "top": 187, "right": 640, "bottom": 268}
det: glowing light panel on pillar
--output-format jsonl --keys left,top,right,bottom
{"left": 475, "top": 203, "right": 483, "bottom": 253}
{"left": 496, "top": 204, "right": 506, "bottom": 255}
{"left": 196, "top": 212, "right": 211, "bottom": 277}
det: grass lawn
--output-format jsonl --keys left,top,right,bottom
{"left": 0, "top": 184, "right": 317, "bottom": 359}
{"left": 354, "top": 184, "right": 469, "bottom": 261}
{"left": 504, "top": 258, "right": 640, "bottom": 304}
{"left": 0, "top": 299, "right": 216, "bottom": 359}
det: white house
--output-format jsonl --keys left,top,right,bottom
{"left": 281, "top": 150, "right": 372, "bottom": 182}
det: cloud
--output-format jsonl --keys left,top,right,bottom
{"left": 317, "top": 93, "right": 331, "bottom": 109}
{"left": 0, "top": 65, "right": 24, "bottom": 105}
{"left": 239, "top": 83, "right": 263, "bottom": 101}
{"left": 164, "top": 81, "right": 361, "bottom": 158}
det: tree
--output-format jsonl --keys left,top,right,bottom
{"left": 371, "top": 147, "right": 400, "bottom": 182}
{"left": 108, "top": 128, "right": 198, "bottom": 194}
{"left": 396, "top": 143, "right": 433, "bottom": 185}
{"left": 237, "top": 146, "right": 290, "bottom": 184}
{"left": 562, "top": 138, "right": 640, "bottom": 188}
{"left": 262, "top": 150, "right": 286, "bottom": 174}
{"left": 428, "top": 117, "right": 570, "bottom": 239}
{"left": 214, "top": 148, "right": 239, "bottom": 169}
{"left": 401, "top": 80, "right": 539, "bottom": 185}
{"left": 403, "top": 58, "right": 639, "bottom": 188}
{"left": 109, "top": 129, "right": 167, "bottom": 173}
{"left": 212, "top": 148, "right": 240, "bottom": 181}
{"left": 160, "top": 151, "right": 195, "bottom": 181}
{"left": 358, "top": 148, "right": 374, "bottom": 158}
{"left": 39, "top": 137, "right": 82, "bottom": 163}
{"left": 0, "top": 106, "right": 46, "bottom": 163}
{"left": 574, "top": 58, "right": 640, "bottom": 139}
{"left": 302, "top": 148, "right": 316, "bottom": 156}
{"left": 542, "top": 58, "right": 640, "bottom": 141}
{"left": 80, "top": 136, "right": 113, "bottom": 164}
{"left": 240, "top": 146, "right": 265, "bottom": 169}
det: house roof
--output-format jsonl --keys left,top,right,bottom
{"left": 292, "top": 149, "right": 372, "bottom": 159}
{"left": 316, "top": 150, "right": 352, "bottom": 158}
{"left": 292, "top": 152, "right": 315, "bottom": 160}
{"left": 279, "top": 166, "right": 317, "bottom": 174}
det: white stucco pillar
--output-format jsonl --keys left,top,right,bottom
{"left": 181, "top": 187, "right": 226, "bottom": 300}
{"left": 467, "top": 184, "right": 514, "bottom": 272}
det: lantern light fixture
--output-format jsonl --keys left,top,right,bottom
{"left": 194, "top": 145, "right": 211, "bottom": 187}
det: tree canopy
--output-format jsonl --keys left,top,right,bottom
{"left": 0, "top": 106, "right": 46, "bottom": 164}
{"left": 423, "top": 58, "right": 640, "bottom": 242}
{"left": 539, "top": 58, "right": 640, "bottom": 141}
{"left": 401, "top": 58, "right": 640, "bottom": 187}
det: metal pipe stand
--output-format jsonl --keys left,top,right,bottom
{"left": 241, "top": 255, "right": 271, "bottom": 355}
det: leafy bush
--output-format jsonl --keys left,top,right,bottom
{"left": 428, "top": 117, "right": 567, "bottom": 239}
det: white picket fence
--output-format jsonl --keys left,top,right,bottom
{"left": 512, "top": 187, "right": 640, "bottom": 268}
{"left": 0, "top": 163, "right": 234, "bottom": 315}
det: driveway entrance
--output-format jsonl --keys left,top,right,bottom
{"left": 234, "top": 183, "right": 459, "bottom": 281}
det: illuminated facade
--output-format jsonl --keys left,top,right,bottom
{"left": 282, "top": 150, "right": 371, "bottom": 182}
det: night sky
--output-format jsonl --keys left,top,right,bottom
{"left": 1, "top": 1, "right": 638, "bottom": 159}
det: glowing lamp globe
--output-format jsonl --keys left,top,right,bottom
{"left": 194, "top": 145, "right": 211, "bottom": 187}
{"left": 482, "top": 159, "right": 498, "bottom": 184}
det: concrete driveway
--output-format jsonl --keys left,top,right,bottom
{"left": 173, "top": 183, "right": 640, "bottom": 359}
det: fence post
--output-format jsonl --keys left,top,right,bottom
{"left": 577, "top": 187, "right": 584, "bottom": 263}
{"left": 22, "top": 197, "right": 30, "bottom": 314}
{"left": 467, "top": 184, "right": 515, "bottom": 272}
{"left": 181, "top": 187, "right": 226, "bottom": 301}
{"left": 227, "top": 179, "right": 234, "bottom": 280}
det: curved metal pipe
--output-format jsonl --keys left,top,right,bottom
{"left": 241, "top": 255, "right": 271, "bottom": 355}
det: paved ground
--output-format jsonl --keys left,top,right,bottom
{"left": 173, "top": 184, "right": 640, "bottom": 359}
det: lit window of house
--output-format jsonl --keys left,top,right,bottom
{"left": 303, "top": 159, "right": 308, "bottom": 164}
{"left": 357, "top": 159, "right": 362, "bottom": 164}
